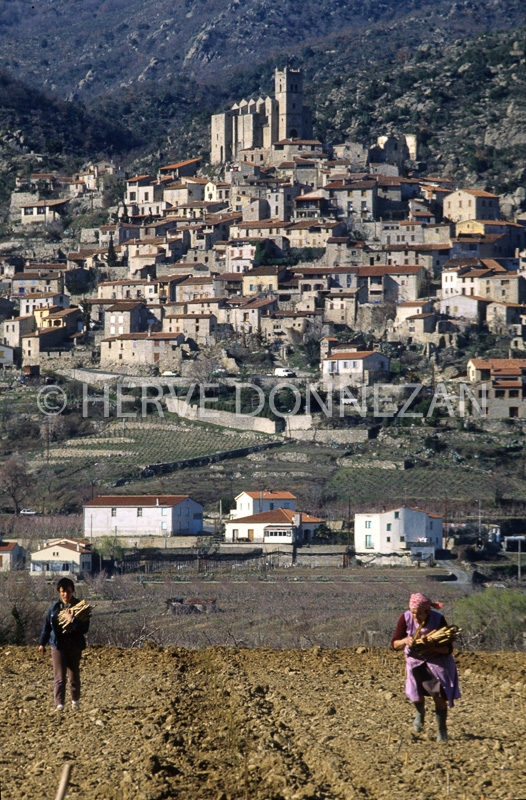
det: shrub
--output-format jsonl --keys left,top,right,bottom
{"left": 453, "top": 587, "right": 526, "bottom": 650}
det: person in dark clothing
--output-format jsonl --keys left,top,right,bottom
{"left": 38, "top": 577, "right": 90, "bottom": 711}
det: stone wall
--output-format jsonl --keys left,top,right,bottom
{"left": 80, "top": 228, "right": 99, "bottom": 244}
{"left": 288, "top": 428, "right": 369, "bottom": 444}
{"left": 38, "top": 349, "right": 96, "bottom": 371}
{"left": 165, "top": 396, "right": 279, "bottom": 434}
{"left": 8, "top": 192, "right": 38, "bottom": 222}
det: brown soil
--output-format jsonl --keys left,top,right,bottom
{"left": 2, "top": 645, "right": 526, "bottom": 800}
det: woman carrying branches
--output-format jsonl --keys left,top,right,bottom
{"left": 392, "top": 593, "right": 460, "bottom": 742}
{"left": 38, "top": 578, "right": 91, "bottom": 712}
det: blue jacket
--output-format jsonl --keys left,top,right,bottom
{"left": 39, "top": 597, "right": 89, "bottom": 650}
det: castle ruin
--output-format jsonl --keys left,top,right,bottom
{"left": 211, "top": 67, "right": 312, "bottom": 165}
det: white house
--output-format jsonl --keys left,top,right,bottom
{"left": 230, "top": 491, "right": 297, "bottom": 520}
{"left": 322, "top": 350, "right": 390, "bottom": 386}
{"left": 30, "top": 539, "right": 92, "bottom": 576}
{"left": 224, "top": 508, "right": 323, "bottom": 545}
{"left": 354, "top": 506, "right": 443, "bottom": 563}
{"left": 83, "top": 495, "right": 203, "bottom": 538}
{"left": 0, "top": 540, "right": 26, "bottom": 571}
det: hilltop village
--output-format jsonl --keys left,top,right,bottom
{"left": 1, "top": 68, "right": 525, "bottom": 417}
{"left": 0, "top": 66, "right": 525, "bottom": 573}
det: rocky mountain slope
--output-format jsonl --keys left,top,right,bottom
{"left": 2, "top": 645, "right": 526, "bottom": 799}
{"left": 0, "top": 0, "right": 523, "bottom": 100}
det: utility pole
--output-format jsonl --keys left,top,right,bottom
{"left": 519, "top": 537, "right": 522, "bottom": 583}
{"left": 444, "top": 488, "right": 448, "bottom": 549}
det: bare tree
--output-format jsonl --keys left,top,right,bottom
{"left": 0, "top": 454, "right": 32, "bottom": 515}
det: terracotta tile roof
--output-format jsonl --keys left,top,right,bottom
{"left": 84, "top": 495, "right": 190, "bottom": 507}
{"left": 357, "top": 265, "right": 423, "bottom": 276}
{"left": 324, "top": 350, "right": 379, "bottom": 361}
{"left": 159, "top": 158, "right": 202, "bottom": 171}
{"left": 241, "top": 491, "right": 296, "bottom": 500}
{"left": 461, "top": 189, "right": 499, "bottom": 198}
{"left": 0, "top": 541, "right": 17, "bottom": 552}
{"left": 231, "top": 508, "right": 323, "bottom": 525}
{"left": 106, "top": 301, "right": 144, "bottom": 311}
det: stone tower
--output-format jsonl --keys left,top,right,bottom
{"left": 274, "top": 67, "right": 304, "bottom": 141}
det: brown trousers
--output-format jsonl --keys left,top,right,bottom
{"left": 51, "top": 644, "right": 82, "bottom": 706}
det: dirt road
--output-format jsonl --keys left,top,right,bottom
{"left": 2, "top": 645, "right": 525, "bottom": 799}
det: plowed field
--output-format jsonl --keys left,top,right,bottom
{"left": 2, "top": 645, "right": 525, "bottom": 800}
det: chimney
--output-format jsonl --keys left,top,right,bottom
{"left": 156, "top": 497, "right": 159, "bottom": 506}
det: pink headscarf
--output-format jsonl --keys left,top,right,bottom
{"left": 409, "top": 592, "right": 443, "bottom": 611}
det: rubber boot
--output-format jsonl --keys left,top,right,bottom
{"left": 413, "top": 700, "right": 425, "bottom": 733}
{"left": 435, "top": 707, "right": 448, "bottom": 742}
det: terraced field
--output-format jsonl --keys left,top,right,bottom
{"left": 325, "top": 466, "right": 514, "bottom": 506}
{"left": 31, "top": 420, "right": 280, "bottom": 482}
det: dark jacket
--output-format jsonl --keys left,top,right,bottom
{"left": 39, "top": 597, "right": 89, "bottom": 650}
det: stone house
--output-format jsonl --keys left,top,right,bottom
{"left": 354, "top": 506, "right": 442, "bottom": 562}
{"left": 158, "top": 158, "right": 202, "bottom": 181}
{"left": 22, "top": 325, "right": 78, "bottom": 366}
{"left": 162, "top": 313, "right": 217, "bottom": 345}
{"left": 225, "top": 240, "right": 257, "bottom": 272}
{"left": 124, "top": 175, "right": 166, "bottom": 218}
{"left": 19, "top": 198, "right": 70, "bottom": 225}
{"left": 324, "top": 180, "right": 377, "bottom": 221}
{"left": 441, "top": 266, "right": 526, "bottom": 304}
{"left": 260, "top": 309, "right": 321, "bottom": 343}
{"left": 395, "top": 300, "right": 435, "bottom": 325}
{"left": 175, "top": 276, "right": 219, "bottom": 302}
{"left": 449, "top": 234, "right": 511, "bottom": 260}
{"left": 443, "top": 189, "right": 500, "bottom": 223}
{"left": 486, "top": 302, "right": 526, "bottom": 335}
{"left": 224, "top": 508, "right": 323, "bottom": 545}
{"left": 214, "top": 273, "right": 244, "bottom": 296}
{"left": 242, "top": 265, "right": 288, "bottom": 295}
{"left": 100, "top": 331, "right": 185, "bottom": 370}
{"left": 83, "top": 495, "right": 203, "bottom": 538}
{"left": 205, "top": 182, "right": 231, "bottom": 203}
{"left": 293, "top": 190, "right": 337, "bottom": 221}
{"left": 438, "top": 294, "right": 490, "bottom": 324}
{"left": 2, "top": 315, "right": 36, "bottom": 361}
{"left": 229, "top": 296, "right": 278, "bottom": 334}
{"left": 356, "top": 265, "right": 426, "bottom": 304}
{"left": 97, "top": 279, "right": 152, "bottom": 302}
{"left": 322, "top": 350, "right": 390, "bottom": 385}
{"left": 11, "top": 270, "right": 65, "bottom": 296}
{"left": 325, "top": 237, "right": 366, "bottom": 268}
{"left": 456, "top": 220, "right": 526, "bottom": 254}
{"left": 467, "top": 357, "right": 526, "bottom": 419}
{"left": 286, "top": 220, "right": 346, "bottom": 249}
{"left": 162, "top": 180, "right": 206, "bottom": 209}
{"left": 323, "top": 289, "right": 366, "bottom": 326}
{"left": 104, "top": 301, "right": 149, "bottom": 338}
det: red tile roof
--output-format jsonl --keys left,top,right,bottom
{"left": 84, "top": 495, "right": 190, "bottom": 507}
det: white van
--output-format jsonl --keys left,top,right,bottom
{"left": 274, "top": 367, "right": 296, "bottom": 377}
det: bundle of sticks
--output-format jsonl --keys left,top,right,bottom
{"left": 58, "top": 599, "right": 93, "bottom": 631}
{"left": 415, "top": 625, "right": 461, "bottom": 647}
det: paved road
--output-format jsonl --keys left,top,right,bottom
{"left": 436, "top": 559, "right": 473, "bottom": 589}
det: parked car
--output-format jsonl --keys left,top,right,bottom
{"left": 20, "top": 509, "right": 38, "bottom": 515}
{"left": 161, "top": 370, "right": 178, "bottom": 377}
{"left": 274, "top": 367, "right": 296, "bottom": 377}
